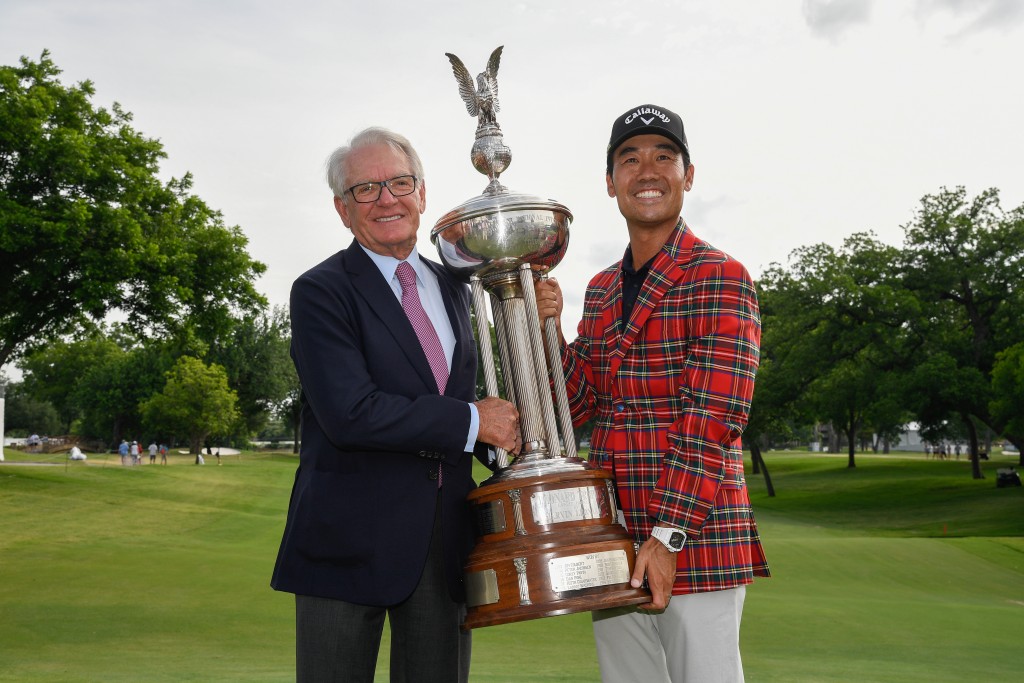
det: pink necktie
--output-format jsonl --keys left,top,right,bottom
{"left": 396, "top": 261, "right": 449, "bottom": 395}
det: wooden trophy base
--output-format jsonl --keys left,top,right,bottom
{"left": 463, "top": 464, "right": 650, "bottom": 629}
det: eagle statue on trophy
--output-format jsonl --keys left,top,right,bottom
{"left": 443, "top": 46, "right": 510, "bottom": 189}
{"left": 445, "top": 45, "right": 503, "bottom": 130}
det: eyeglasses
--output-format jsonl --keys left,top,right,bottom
{"left": 346, "top": 175, "right": 418, "bottom": 203}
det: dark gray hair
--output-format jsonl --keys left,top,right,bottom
{"left": 325, "top": 127, "right": 425, "bottom": 198}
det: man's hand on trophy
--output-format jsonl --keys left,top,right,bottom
{"left": 534, "top": 276, "right": 563, "bottom": 333}
{"left": 631, "top": 537, "right": 676, "bottom": 612}
{"left": 475, "top": 397, "right": 521, "bottom": 454}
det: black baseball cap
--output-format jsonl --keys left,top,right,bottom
{"left": 606, "top": 104, "right": 688, "bottom": 170}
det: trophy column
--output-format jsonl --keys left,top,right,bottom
{"left": 456, "top": 266, "right": 649, "bottom": 629}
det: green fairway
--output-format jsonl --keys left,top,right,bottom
{"left": 1, "top": 449, "right": 1021, "bottom": 681}
{"left": 742, "top": 452, "right": 1024, "bottom": 682}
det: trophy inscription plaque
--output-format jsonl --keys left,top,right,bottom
{"left": 433, "top": 46, "right": 650, "bottom": 629}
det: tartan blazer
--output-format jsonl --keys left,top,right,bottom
{"left": 562, "top": 219, "right": 770, "bottom": 594}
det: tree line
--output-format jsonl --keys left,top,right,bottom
{"left": 749, "top": 186, "right": 1024, "bottom": 477}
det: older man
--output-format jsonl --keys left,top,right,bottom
{"left": 271, "top": 127, "right": 519, "bottom": 683}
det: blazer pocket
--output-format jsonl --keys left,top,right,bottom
{"left": 721, "top": 460, "right": 746, "bottom": 490}
{"left": 294, "top": 473, "right": 375, "bottom": 563}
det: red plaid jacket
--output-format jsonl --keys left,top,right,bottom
{"left": 562, "top": 220, "right": 770, "bottom": 594}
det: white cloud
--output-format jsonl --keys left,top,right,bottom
{"left": 802, "top": 0, "right": 874, "bottom": 39}
{"left": 915, "top": 0, "right": 1024, "bottom": 38}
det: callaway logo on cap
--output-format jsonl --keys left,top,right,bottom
{"left": 606, "top": 103, "right": 688, "bottom": 170}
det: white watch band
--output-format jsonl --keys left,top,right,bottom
{"left": 651, "top": 526, "right": 686, "bottom": 552}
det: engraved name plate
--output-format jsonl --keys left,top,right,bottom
{"left": 476, "top": 499, "right": 507, "bottom": 535}
{"left": 465, "top": 568, "right": 500, "bottom": 607}
{"left": 531, "top": 486, "right": 608, "bottom": 526}
{"left": 548, "top": 550, "right": 630, "bottom": 593}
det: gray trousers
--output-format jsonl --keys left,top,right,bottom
{"left": 592, "top": 586, "right": 746, "bottom": 683}
{"left": 295, "top": 500, "right": 471, "bottom": 682}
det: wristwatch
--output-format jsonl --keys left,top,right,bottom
{"left": 651, "top": 526, "right": 686, "bottom": 552}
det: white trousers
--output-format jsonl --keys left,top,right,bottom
{"left": 592, "top": 586, "right": 746, "bottom": 683}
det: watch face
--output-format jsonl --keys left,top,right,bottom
{"left": 669, "top": 532, "right": 684, "bottom": 548}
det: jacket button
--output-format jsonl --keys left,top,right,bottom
{"left": 428, "top": 468, "right": 438, "bottom": 480}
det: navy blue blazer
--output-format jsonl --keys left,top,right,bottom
{"left": 271, "top": 239, "right": 488, "bottom": 605}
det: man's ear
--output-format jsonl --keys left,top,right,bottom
{"left": 417, "top": 179, "right": 427, "bottom": 214}
{"left": 606, "top": 171, "right": 616, "bottom": 198}
{"left": 334, "top": 195, "right": 352, "bottom": 228}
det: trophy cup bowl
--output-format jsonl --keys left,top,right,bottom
{"left": 432, "top": 191, "right": 571, "bottom": 278}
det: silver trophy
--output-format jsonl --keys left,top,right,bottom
{"left": 432, "top": 47, "right": 649, "bottom": 629}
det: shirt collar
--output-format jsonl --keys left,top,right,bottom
{"left": 359, "top": 244, "right": 425, "bottom": 285}
{"left": 621, "top": 244, "right": 656, "bottom": 277}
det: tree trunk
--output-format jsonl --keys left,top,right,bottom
{"left": 110, "top": 417, "right": 123, "bottom": 451}
{"left": 190, "top": 435, "right": 204, "bottom": 463}
{"left": 749, "top": 443, "right": 775, "bottom": 497}
{"left": 963, "top": 414, "right": 983, "bottom": 480}
{"left": 846, "top": 408, "right": 857, "bottom": 468}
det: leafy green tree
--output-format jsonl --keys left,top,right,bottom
{"left": 140, "top": 356, "right": 239, "bottom": 455}
{"left": 207, "top": 307, "right": 293, "bottom": 440}
{"left": 74, "top": 335, "right": 178, "bottom": 446}
{"left": 2, "top": 382, "right": 61, "bottom": 436}
{"left": 990, "top": 342, "right": 1024, "bottom": 465}
{"left": 900, "top": 186, "right": 1024, "bottom": 477}
{"left": 862, "top": 373, "right": 914, "bottom": 453}
{"left": 18, "top": 327, "right": 121, "bottom": 433}
{"left": 0, "top": 51, "right": 266, "bottom": 369}
{"left": 756, "top": 233, "right": 912, "bottom": 467}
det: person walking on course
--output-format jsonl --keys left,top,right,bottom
{"left": 536, "top": 103, "right": 769, "bottom": 683}
{"left": 118, "top": 439, "right": 129, "bottom": 466}
{"left": 271, "top": 127, "right": 520, "bottom": 683}
{"left": 148, "top": 442, "right": 158, "bottom": 464}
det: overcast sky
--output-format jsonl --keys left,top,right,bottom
{"left": 2, "top": 0, "right": 1022, "bottom": 361}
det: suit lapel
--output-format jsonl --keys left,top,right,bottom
{"left": 613, "top": 221, "right": 694, "bottom": 364}
{"left": 343, "top": 241, "right": 439, "bottom": 394}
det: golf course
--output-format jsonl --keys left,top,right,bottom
{"left": 1, "top": 447, "right": 1021, "bottom": 682}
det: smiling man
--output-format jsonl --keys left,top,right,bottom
{"left": 271, "top": 127, "right": 519, "bottom": 683}
{"left": 536, "top": 105, "right": 770, "bottom": 682}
